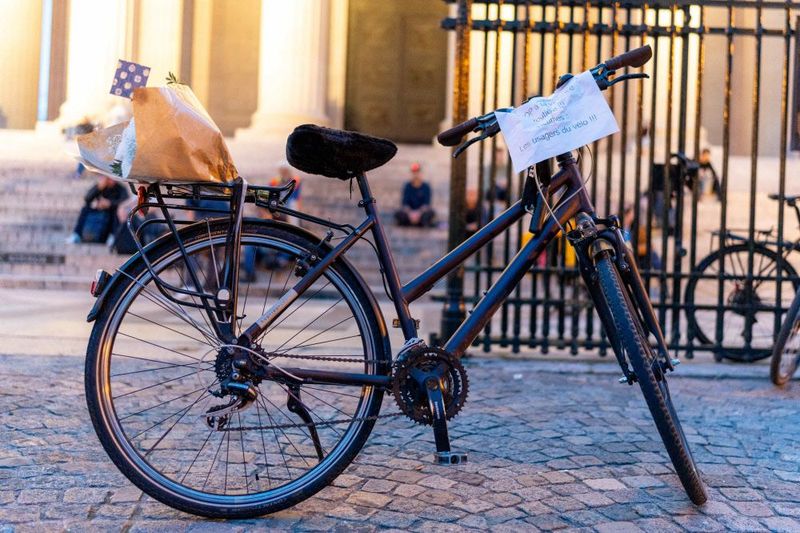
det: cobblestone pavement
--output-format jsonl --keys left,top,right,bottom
{"left": 1, "top": 353, "right": 799, "bottom": 532}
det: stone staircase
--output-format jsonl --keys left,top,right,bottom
{"left": 0, "top": 133, "right": 453, "bottom": 295}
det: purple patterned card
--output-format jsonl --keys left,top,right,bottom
{"left": 110, "top": 60, "right": 151, "bottom": 98}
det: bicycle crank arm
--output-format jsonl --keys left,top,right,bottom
{"left": 425, "top": 377, "right": 468, "bottom": 465}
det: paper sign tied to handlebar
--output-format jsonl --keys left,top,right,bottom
{"left": 496, "top": 70, "right": 619, "bottom": 173}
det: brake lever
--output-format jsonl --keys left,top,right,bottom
{"left": 607, "top": 72, "right": 649, "bottom": 87}
{"left": 453, "top": 115, "right": 504, "bottom": 158}
{"left": 454, "top": 130, "right": 489, "bottom": 158}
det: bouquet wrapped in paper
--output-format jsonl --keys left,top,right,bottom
{"left": 76, "top": 78, "right": 237, "bottom": 183}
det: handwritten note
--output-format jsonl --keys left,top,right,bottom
{"left": 496, "top": 70, "right": 619, "bottom": 173}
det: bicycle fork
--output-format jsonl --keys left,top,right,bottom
{"left": 571, "top": 214, "right": 674, "bottom": 383}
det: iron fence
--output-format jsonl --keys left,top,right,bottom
{"left": 441, "top": 0, "right": 800, "bottom": 361}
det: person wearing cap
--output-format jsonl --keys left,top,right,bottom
{"left": 239, "top": 162, "right": 301, "bottom": 281}
{"left": 395, "top": 162, "right": 436, "bottom": 227}
{"left": 269, "top": 162, "right": 302, "bottom": 212}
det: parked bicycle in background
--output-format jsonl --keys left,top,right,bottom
{"left": 772, "top": 278, "right": 800, "bottom": 384}
{"left": 685, "top": 194, "right": 800, "bottom": 362}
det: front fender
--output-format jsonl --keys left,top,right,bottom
{"left": 589, "top": 237, "right": 616, "bottom": 261}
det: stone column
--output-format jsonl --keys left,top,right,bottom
{"left": 135, "top": 0, "right": 184, "bottom": 85}
{"left": 0, "top": 0, "right": 42, "bottom": 129}
{"left": 237, "top": 0, "right": 331, "bottom": 139}
{"left": 58, "top": 0, "right": 130, "bottom": 126}
{"left": 327, "top": 0, "right": 349, "bottom": 129}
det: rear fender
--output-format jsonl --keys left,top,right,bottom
{"left": 86, "top": 218, "right": 392, "bottom": 366}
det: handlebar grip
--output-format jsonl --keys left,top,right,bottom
{"left": 605, "top": 45, "right": 652, "bottom": 71}
{"left": 437, "top": 117, "right": 479, "bottom": 147}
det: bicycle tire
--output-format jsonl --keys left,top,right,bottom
{"left": 770, "top": 286, "right": 800, "bottom": 386}
{"left": 86, "top": 219, "right": 390, "bottom": 518}
{"left": 596, "top": 254, "right": 707, "bottom": 505}
{"left": 684, "top": 243, "right": 799, "bottom": 361}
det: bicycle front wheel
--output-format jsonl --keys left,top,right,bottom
{"left": 85, "top": 219, "right": 390, "bottom": 518}
{"left": 771, "top": 287, "right": 800, "bottom": 386}
{"left": 596, "top": 254, "right": 707, "bottom": 505}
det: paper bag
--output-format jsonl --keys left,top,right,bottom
{"left": 76, "top": 121, "right": 130, "bottom": 178}
{"left": 76, "top": 83, "right": 237, "bottom": 183}
{"left": 128, "top": 84, "right": 237, "bottom": 182}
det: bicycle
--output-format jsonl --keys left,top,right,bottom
{"left": 684, "top": 194, "right": 800, "bottom": 362}
{"left": 771, "top": 284, "right": 800, "bottom": 385}
{"left": 84, "top": 45, "right": 707, "bottom": 518}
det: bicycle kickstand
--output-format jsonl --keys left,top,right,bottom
{"left": 425, "top": 377, "right": 468, "bottom": 465}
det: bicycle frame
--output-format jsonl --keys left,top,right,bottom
{"left": 233, "top": 151, "right": 670, "bottom": 388}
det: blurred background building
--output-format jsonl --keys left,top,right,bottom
{"left": 0, "top": 0, "right": 787, "bottom": 157}
{"left": 0, "top": 0, "right": 449, "bottom": 142}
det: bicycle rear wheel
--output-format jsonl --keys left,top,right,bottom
{"left": 596, "top": 254, "right": 707, "bottom": 505}
{"left": 85, "top": 219, "right": 390, "bottom": 518}
{"left": 771, "top": 287, "right": 800, "bottom": 386}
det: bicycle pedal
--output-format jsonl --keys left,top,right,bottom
{"left": 434, "top": 451, "right": 468, "bottom": 465}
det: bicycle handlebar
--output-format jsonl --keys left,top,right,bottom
{"left": 438, "top": 45, "right": 652, "bottom": 150}
{"left": 437, "top": 117, "right": 479, "bottom": 147}
{"left": 604, "top": 45, "right": 652, "bottom": 71}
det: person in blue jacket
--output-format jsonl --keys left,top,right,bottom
{"left": 395, "top": 162, "right": 436, "bottom": 227}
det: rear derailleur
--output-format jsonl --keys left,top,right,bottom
{"left": 205, "top": 348, "right": 260, "bottom": 430}
{"left": 204, "top": 345, "right": 325, "bottom": 460}
{"left": 392, "top": 344, "right": 470, "bottom": 465}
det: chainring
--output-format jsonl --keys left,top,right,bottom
{"left": 392, "top": 346, "right": 469, "bottom": 425}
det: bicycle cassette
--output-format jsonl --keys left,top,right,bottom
{"left": 392, "top": 346, "right": 468, "bottom": 425}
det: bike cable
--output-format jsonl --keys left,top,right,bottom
{"left": 361, "top": 235, "right": 395, "bottom": 302}
{"left": 533, "top": 145, "right": 595, "bottom": 235}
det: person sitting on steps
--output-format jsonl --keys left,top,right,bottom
{"left": 66, "top": 174, "right": 129, "bottom": 244}
{"left": 395, "top": 162, "right": 436, "bottom": 228}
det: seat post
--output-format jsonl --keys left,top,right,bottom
{"left": 355, "top": 174, "right": 419, "bottom": 340}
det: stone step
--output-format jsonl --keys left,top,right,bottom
{"left": 0, "top": 260, "right": 445, "bottom": 295}
{"left": 0, "top": 219, "right": 71, "bottom": 231}
{"left": 0, "top": 242, "right": 445, "bottom": 271}
{"left": 0, "top": 219, "right": 448, "bottom": 241}
{"left": 0, "top": 273, "right": 95, "bottom": 291}
{"left": 0, "top": 271, "right": 447, "bottom": 300}
{"left": 0, "top": 137, "right": 454, "bottom": 291}
{"left": 0, "top": 186, "right": 450, "bottom": 214}
{"left": 0, "top": 243, "right": 114, "bottom": 257}
{"left": 0, "top": 225, "right": 447, "bottom": 282}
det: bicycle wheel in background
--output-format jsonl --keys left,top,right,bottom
{"left": 771, "top": 287, "right": 800, "bottom": 386}
{"left": 595, "top": 254, "right": 707, "bottom": 505}
{"left": 85, "top": 220, "right": 390, "bottom": 518}
{"left": 684, "top": 244, "right": 799, "bottom": 361}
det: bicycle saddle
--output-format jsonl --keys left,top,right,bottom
{"left": 286, "top": 124, "right": 397, "bottom": 180}
{"left": 768, "top": 193, "right": 800, "bottom": 205}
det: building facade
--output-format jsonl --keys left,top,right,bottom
{"left": 0, "top": 0, "right": 788, "bottom": 157}
{"left": 0, "top": 0, "right": 449, "bottom": 143}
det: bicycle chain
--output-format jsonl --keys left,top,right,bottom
{"left": 262, "top": 353, "right": 386, "bottom": 364}
{"left": 220, "top": 411, "right": 404, "bottom": 432}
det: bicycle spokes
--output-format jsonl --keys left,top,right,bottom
{"left": 99, "top": 229, "right": 383, "bottom": 498}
